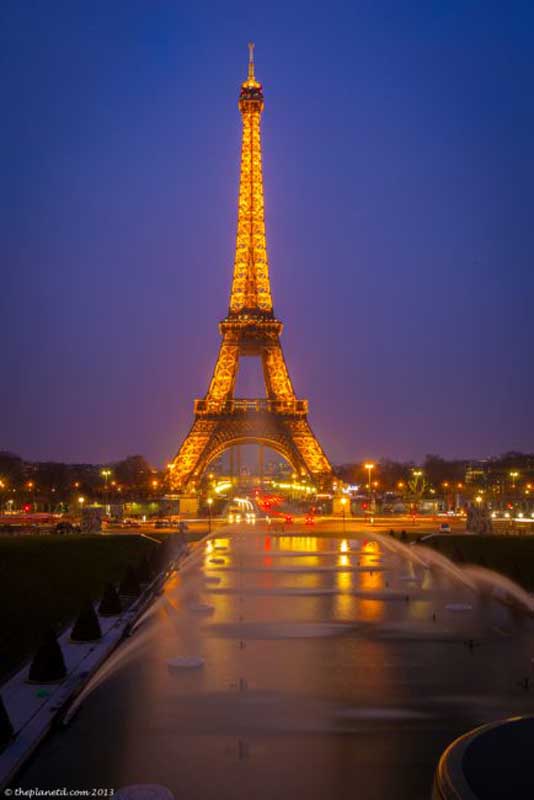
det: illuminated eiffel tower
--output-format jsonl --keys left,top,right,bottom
{"left": 169, "top": 44, "right": 333, "bottom": 492}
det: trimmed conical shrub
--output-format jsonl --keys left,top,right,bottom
{"left": 98, "top": 582, "right": 122, "bottom": 616}
{"left": 119, "top": 565, "right": 141, "bottom": 598}
{"left": 70, "top": 602, "right": 102, "bottom": 643}
{"left": 0, "top": 694, "right": 14, "bottom": 752}
{"left": 28, "top": 628, "right": 67, "bottom": 684}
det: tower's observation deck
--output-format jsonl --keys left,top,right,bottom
{"left": 169, "top": 45, "right": 333, "bottom": 491}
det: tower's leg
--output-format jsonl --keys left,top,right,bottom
{"left": 283, "top": 417, "right": 333, "bottom": 486}
{"left": 230, "top": 448, "right": 235, "bottom": 480}
{"left": 206, "top": 339, "right": 240, "bottom": 403}
{"left": 236, "top": 445, "right": 241, "bottom": 480}
{"left": 169, "top": 418, "right": 219, "bottom": 492}
{"left": 262, "top": 343, "right": 295, "bottom": 400}
{"left": 259, "top": 443, "right": 264, "bottom": 483}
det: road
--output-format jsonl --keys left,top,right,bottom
{"left": 16, "top": 524, "right": 534, "bottom": 799}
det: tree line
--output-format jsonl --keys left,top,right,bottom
{"left": 0, "top": 452, "right": 159, "bottom": 502}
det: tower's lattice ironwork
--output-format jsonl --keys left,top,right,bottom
{"left": 169, "top": 45, "right": 333, "bottom": 491}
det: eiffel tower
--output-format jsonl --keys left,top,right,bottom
{"left": 169, "top": 44, "right": 333, "bottom": 493}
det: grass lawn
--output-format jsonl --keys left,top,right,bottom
{"left": 0, "top": 534, "right": 156, "bottom": 681}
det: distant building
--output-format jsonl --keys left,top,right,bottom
{"left": 465, "top": 454, "right": 534, "bottom": 491}
{"left": 465, "top": 461, "right": 489, "bottom": 485}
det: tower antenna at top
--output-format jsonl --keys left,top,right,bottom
{"left": 248, "top": 41, "right": 255, "bottom": 80}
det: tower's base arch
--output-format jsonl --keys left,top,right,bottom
{"left": 169, "top": 406, "right": 332, "bottom": 493}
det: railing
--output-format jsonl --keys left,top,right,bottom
{"left": 194, "top": 398, "right": 308, "bottom": 415}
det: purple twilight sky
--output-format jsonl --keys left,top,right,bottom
{"left": 1, "top": 1, "right": 534, "bottom": 467}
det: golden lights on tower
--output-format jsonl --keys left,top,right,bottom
{"left": 168, "top": 45, "right": 333, "bottom": 492}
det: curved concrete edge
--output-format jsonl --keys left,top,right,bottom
{"left": 432, "top": 716, "right": 525, "bottom": 800}
{"left": 0, "top": 543, "right": 191, "bottom": 791}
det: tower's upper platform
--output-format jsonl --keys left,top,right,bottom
{"left": 238, "top": 41, "right": 264, "bottom": 113}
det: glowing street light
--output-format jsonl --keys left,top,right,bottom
{"left": 207, "top": 496, "right": 213, "bottom": 533}
{"left": 101, "top": 470, "right": 111, "bottom": 503}
{"left": 364, "top": 463, "right": 375, "bottom": 494}
{"left": 78, "top": 496, "right": 85, "bottom": 506}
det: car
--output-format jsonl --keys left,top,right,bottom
{"left": 438, "top": 523, "right": 451, "bottom": 534}
{"left": 228, "top": 505, "right": 242, "bottom": 524}
{"left": 155, "top": 519, "right": 171, "bottom": 528}
{"left": 55, "top": 522, "right": 81, "bottom": 534}
{"left": 55, "top": 522, "right": 75, "bottom": 534}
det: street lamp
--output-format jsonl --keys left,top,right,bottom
{"left": 101, "top": 469, "right": 111, "bottom": 505}
{"left": 364, "top": 463, "right": 375, "bottom": 494}
{"left": 207, "top": 497, "right": 213, "bottom": 533}
{"left": 340, "top": 496, "right": 347, "bottom": 534}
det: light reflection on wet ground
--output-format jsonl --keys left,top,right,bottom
{"left": 17, "top": 528, "right": 534, "bottom": 799}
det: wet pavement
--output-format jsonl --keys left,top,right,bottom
{"left": 16, "top": 527, "right": 534, "bottom": 799}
